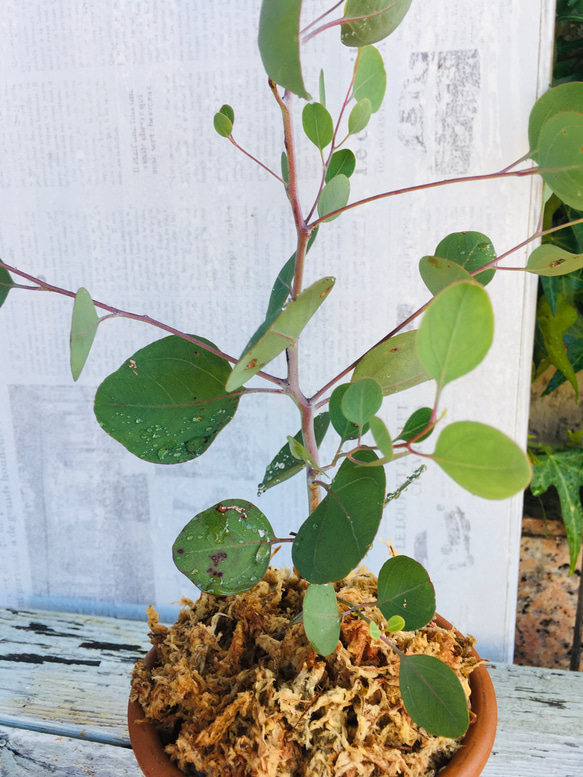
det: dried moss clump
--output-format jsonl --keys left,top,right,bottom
{"left": 130, "top": 568, "right": 481, "bottom": 777}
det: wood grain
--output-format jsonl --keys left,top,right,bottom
{"left": 1, "top": 608, "right": 582, "bottom": 776}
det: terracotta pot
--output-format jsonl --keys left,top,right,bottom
{"left": 128, "top": 614, "right": 497, "bottom": 777}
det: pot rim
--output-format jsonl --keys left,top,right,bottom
{"left": 128, "top": 613, "right": 497, "bottom": 777}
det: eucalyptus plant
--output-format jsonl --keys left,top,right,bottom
{"left": 2, "top": 0, "right": 583, "bottom": 741}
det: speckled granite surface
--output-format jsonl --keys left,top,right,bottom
{"left": 514, "top": 516, "right": 582, "bottom": 671}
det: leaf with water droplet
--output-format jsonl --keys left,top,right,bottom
{"left": 173, "top": 499, "right": 275, "bottom": 595}
{"left": 377, "top": 555, "right": 435, "bottom": 631}
{"left": 258, "top": 412, "right": 330, "bottom": 494}
{"left": 341, "top": 0, "right": 413, "bottom": 47}
{"left": 420, "top": 232, "right": 496, "bottom": 294}
{"left": 95, "top": 335, "right": 239, "bottom": 463}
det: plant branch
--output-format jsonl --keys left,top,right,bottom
{"left": 228, "top": 136, "right": 284, "bottom": 183}
{"left": 306, "top": 50, "right": 361, "bottom": 224}
{"left": 311, "top": 212, "right": 583, "bottom": 403}
{"left": 0, "top": 260, "right": 287, "bottom": 389}
{"left": 308, "top": 166, "right": 540, "bottom": 229}
{"left": 310, "top": 300, "right": 432, "bottom": 402}
{"left": 336, "top": 596, "right": 405, "bottom": 657}
{"left": 484, "top": 215, "right": 583, "bottom": 272}
{"left": 272, "top": 82, "right": 322, "bottom": 512}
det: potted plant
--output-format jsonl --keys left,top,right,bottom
{"left": 2, "top": 1, "right": 583, "bottom": 775}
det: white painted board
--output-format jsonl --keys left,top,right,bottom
{"left": 0, "top": 1, "right": 555, "bottom": 661}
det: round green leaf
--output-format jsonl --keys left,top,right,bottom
{"left": 341, "top": 378, "right": 383, "bottom": 426}
{"left": 94, "top": 335, "right": 239, "bottom": 463}
{"left": 528, "top": 82, "right": 583, "bottom": 152}
{"left": 303, "top": 583, "right": 341, "bottom": 656}
{"left": 258, "top": 0, "right": 308, "bottom": 99}
{"left": 172, "top": 499, "right": 274, "bottom": 595}
{"left": 219, "top": 104, "right": 235, "bottom": 124}
{"left": 419, "top": 255, "right": 474, "bottom": 295}
{"left": 369, "top": 415, "right": 393, "bottom": 461}
{"left": 431, "top": 421, "right": 533, "bottom": 499}
{"left": 353, "top": 330, "right": 430, "bottom": 396}
{"left": 526, "top": 244, "right": 583, "bottom": 276}
{"left": 386, "top": 615, "right": 405, "bottom": 633}
{"left": 213, "top": 112, "right": 233, "bottom": 138}
{"left": 433, "top": 231, "right": 496, "bottom": 287}
{"left": 398, "top": 407, "right": 433, "bottom": 442}
{"left": 303, "top": 102, "right": 334, "bottom": 150}
{"left": 341, "top": 0, "right": 413, "bottom": 47}
{"left": 417, "top": 281, "right": 494, "bottom": 391}
{"left": 399, "top": 654, "right": 469, "bottom": 737}
{"left": 317, "top": 175, "right": 350, "bottom": 222}
{"left": 535, "top": 111, "right": 583, "bottom": 209}
{"left": 329, "top": 383, "right": 367, "bottom": 441}
{"left": 377, "top": 555, "right": 435, "bottom": 631}
{"left": 353, "top": 45, "right": 386, "bottom": 113}
{"left": 348, "top": 98, "right": 372, "bottom": 135}
{"left": 70, "top": 287, "right": 100, "bottom": 381}
{"left": 326, "top": 149, "right": 356, "bottom": 182}
{"left": 292, "top": 450, "right": 386, "bottom": 584}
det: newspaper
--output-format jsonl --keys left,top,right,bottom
{"left": 0, "top": 0, "right": 555, "bottom": 661}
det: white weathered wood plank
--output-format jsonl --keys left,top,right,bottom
{"left": 483, "top": 664, "right": 583, "bottom": 777}
{"left": 0, "top": 608, "right": 151, "bottom": 745}
{"left": 0, "top": 725, "right": 142, "bottom": 777}
{"left": 2, "top": 609, "right": 583, "bottom": 776}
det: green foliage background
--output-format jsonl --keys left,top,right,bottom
{"left": 530, "top": 0, "right": 583, "bottom": 575}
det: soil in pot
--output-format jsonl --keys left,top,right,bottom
{"left": 130, "top": 568, "right": 487, "bottom": 777}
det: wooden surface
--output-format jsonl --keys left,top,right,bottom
{"left": 0, "top": 608, "right": 582, "bottom": 777}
